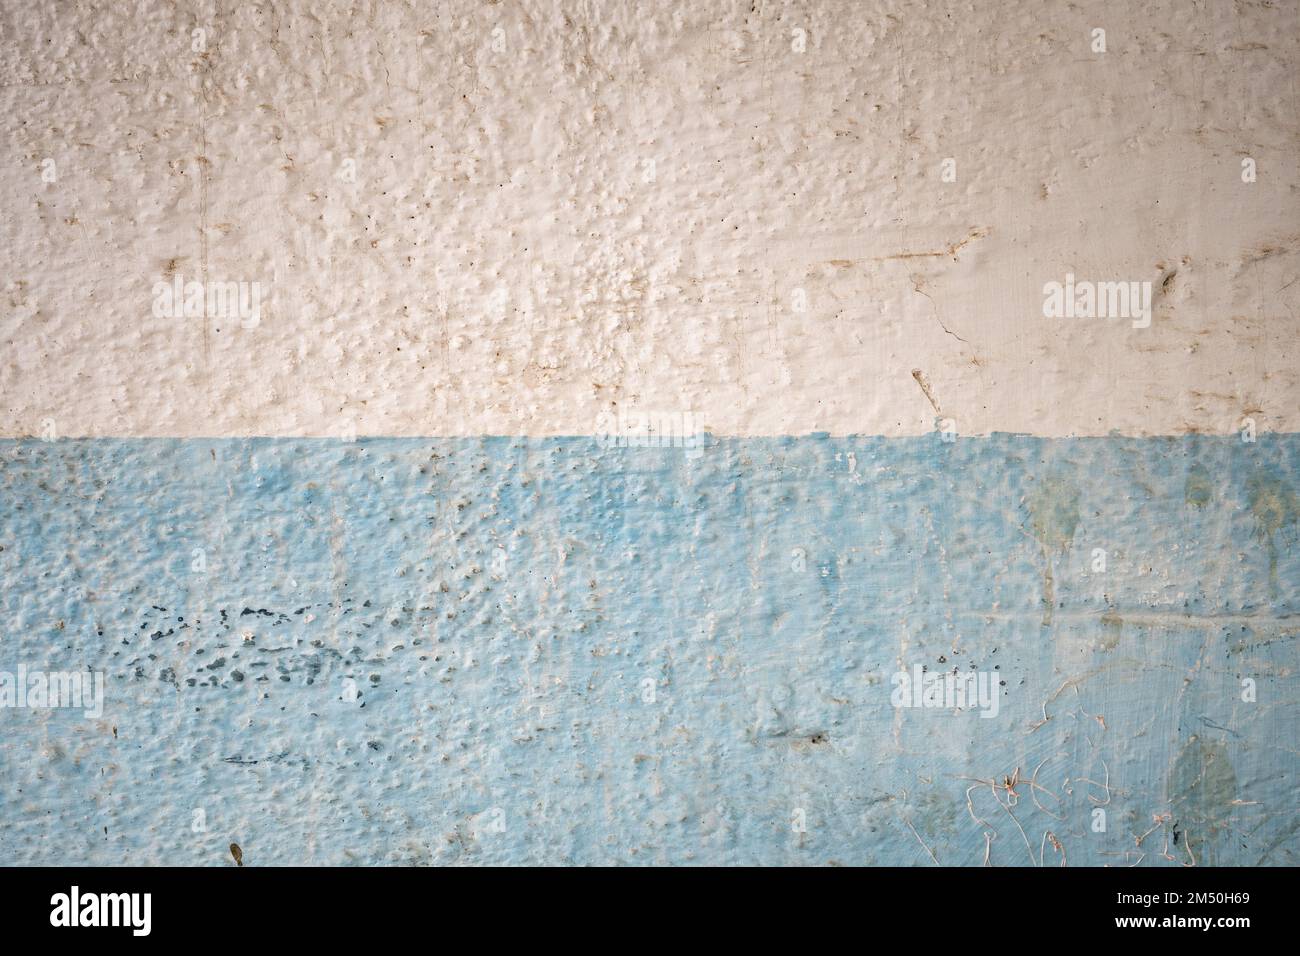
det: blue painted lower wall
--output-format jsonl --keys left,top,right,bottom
{"left": 0, "top": 435, "right": 1296, "bottom": 865}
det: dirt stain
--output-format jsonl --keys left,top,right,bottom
{"left": 1246, "top": 470, "right": 1297, "bottom": 595}
{"left": 1184, "top": 463, "right": 1213, "bottom": 509}
{"left": 1099, "top": 611, "right": 1122, "bottom": 651}
{"left": 1168, "top": 737, "right": 1237, "bottom": 866}
{"left": 910, "top": 368, "right": 941, "bottom": 414}
{"left": 1024, "top": 477, "right": 1081, "bottom": 626}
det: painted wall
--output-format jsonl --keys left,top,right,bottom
{"left": 0, "top": 0, "right": 1296, "bottom": 865}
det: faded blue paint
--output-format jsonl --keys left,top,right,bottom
{"left": 0, "top": 435, "right": 1296, "bottom": 865}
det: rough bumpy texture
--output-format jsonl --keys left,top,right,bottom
{"left": 0, "top": 0, "right": 1296, "bottom": 437}
{"left": 0, "top": 436, "right": 1295, "bottom": 865}
{"left": 0, "top": 1, "right": 1297, "bottom": 867}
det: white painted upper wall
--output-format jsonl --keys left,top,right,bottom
{"left": 1, "top": 0, "right": 1296, "bottom": 437}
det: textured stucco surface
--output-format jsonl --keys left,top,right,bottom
{"left": 0, "top": 435, "right": 1296, "bottom": 865}
{"left": 0, "top": 0, "right": 1297, "bottom": 437}
{"left": 0, "top": 0, "right": 1298, "bottom": 867}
